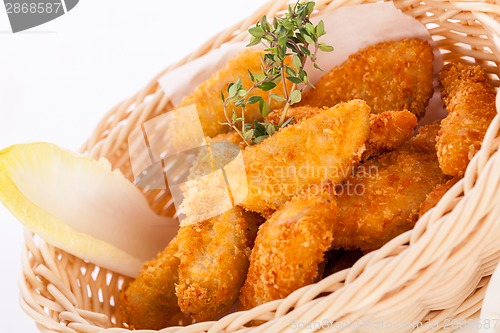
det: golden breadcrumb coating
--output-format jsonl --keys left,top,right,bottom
{"left": 264, "top": 105, "right": 328, "bottom": 125}
{"left": 178, "top": 50, "right": 287, "bottom": 137}
{"left": 436, "top": 63, "right": 497, "bottom": 177}
{"left": 239, "top": 182, "right": 337, "bottom": 310}
{"left": 409, "top": 121, "right": 441, "bottom": 153}
{"left": 331, "top": 123, "right": 449, "bottom": 251}
{"left": 117, "top": 236, "right": 191, "bottom": 330}
{"left": 419, "top": 177, "right": 459, "bottom": 217}
{"left": 175, "top": 207, "right": 261, "bottom": 321}
{"left": 240, "top": 100, "right": 371, "bottom": 214}
{"left": 301, "top": 39, "right": 434, "bottom": 118}
{"left": 266, "top": 107, "right": 417, "bottom": 160}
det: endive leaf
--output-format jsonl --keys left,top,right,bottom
{"left": 0, "top": 143, "right": 178, "bottom": 277}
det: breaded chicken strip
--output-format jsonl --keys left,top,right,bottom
{"left": 176, "top": 207, "right": 261, "bottom": 321}
{"left": 419, "top": 177, "right": 459, "bottom": 217}
{"left": 436, "top": 63, "right": 497, "bottom": 177}
{"left": 266, "top": 107, "right": 417, "bottom": 160}
{"left": 240, "top": 100, "right": 371, "bottom": 215}
{"left": 331, "top": 123, "right": 449, "bottom": 251}
{"left": 117, "top": 236, "right": 191, "bottom": 330}
{"left": 239, "top": 182, "right": 337, "bottom": 310}
{"left": 363, "top": 111, "right": 418, "bottom": 159}
{"left": 301, "top": 39, "right": 434, "bottom": 118}
{"left": 178, "top": 50, "right": 287, "bottom": 137}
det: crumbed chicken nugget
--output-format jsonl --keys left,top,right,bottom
{"left": 185, "top": 132, "right": 243, "bottom": 182}
{"left": 436, "top": 63, "right": 497, "bottom": 177}
{"left": 419, "top": 177, "right": 459, "bottom": 217}
{"left": 240, "top": 100, "right": 371, "bottom": 215}
{"left": 264, "top": 105, "right": 327, "bottom": 125}
{"left": 363, "top": 110, "right": 418, "bottom": 159}
{"left": 117, "top": 236, "right": 191, "bottom": 330}
{"left": 178, "top": 50, "right": 287, "bottom": 137}
{"left": 331, "top": 123, "right": 449, "bottom": 251}
{"left": 266, "top": 107, "right": 417, "bottom": 160}
{"left": 175, "top": 207, "right": 261, "bottom": 321}
{"left": 239, "top": 182, "right": 337, "bottom": 310}
{"left": 301, "top": 39, "right": 434, "bottom": 118}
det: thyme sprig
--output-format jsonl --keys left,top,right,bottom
{"left": 220, "top": 1, "right": 333, "bottom": 146}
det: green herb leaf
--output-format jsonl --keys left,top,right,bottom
{"left": 247, "top": 36, "right": 261, "bottom": 47}
{"left": 260, "top": 100, "right": 271, "bottom": 117}
{"left": 289, "top": 90, "right": 302, "bottom": 104}
{"left": 292, "top": 54, "right": 302, "bottom": 71}
{"left": 228, "top": 83, "right": 238, "bottom": 98}
{"left": 316, "top": 20, "right": 325, "bottom": 37}
{"left": 319, "top": 43, "right": 334, "bottom": 52}
{"left": 286, "top": 76, "right": 302, "bottom": 84}
{"left": 303, "top": 34, "right": 314, "bottom": 45}
{"left": 305, "top": 22, "right": 315, "bottom": 37}
{"left": 258, "top": 81, "right": 277, "bottom": 91}
{"left": 247, "top": 95, "right": 263, "bottom": 104}
{"left": 266, "top": 123, "right": 277, "bottom": 136}
{"left": 253, "top": 135, "right": 268, "bottom": 144}
{"left": 270, "top": 94, "right": 286, "bottom": 102}
{"left": 286, "top": 66, "right": 297, "bottom": 77}
{"left": 249, "top": 26, "right": 265, "bottom": 38}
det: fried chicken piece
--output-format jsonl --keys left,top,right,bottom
{"left": 240, "top": 100, "right": 371, "bottom": 215}
{"left": 331, "top": 123, "right": 449, "bottom": 251}
{"left": 363, "top": 110, "right": 418, "bottom": 159}
{"left": 264, "top": 105, "right": 327, "bottom": 125}
{"left": 239, "top": 182, "right": 337, "bottom": 310}
{"left": 175, "top": 207, "right": 261, "bottom": 322}
{"left": 266, "top": 107, "right": 417, "bottom": 160}
{"left": 178, "top": 50, "right": 287, "bottom": 137}
{"left": 185, "top": 132, "right": 243, "bottom": 182}
{"left": 301, "top": 39, "right": 434, "bottom": 118}
{"left": 419, "top": 177, "right": 459, "bottom": 217}
{"left": 436, "top": 63, "right": 497, "bottom": 177}
{"left": 322, "top": 249, "right": 364, "bottom": 278}
{"left": 117, "top": 236, "right": 191, "bottom": 330}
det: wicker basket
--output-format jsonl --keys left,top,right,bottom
{"left": 19, "top": 1, "right": 500, "bottom": 332}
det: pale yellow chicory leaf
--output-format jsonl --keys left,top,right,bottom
{"left": 0, "top": 143, "right": 178, "bottom": 277}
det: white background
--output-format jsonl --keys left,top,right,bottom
{"left": 0, "top": 1, "right": 268, "bottom": 331}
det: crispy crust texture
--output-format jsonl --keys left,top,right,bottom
{"left": 239, "top": 182, "right": 337, "bottom": 310}
{"left": 178, "top": 50, "right": 287, "bottom": 137}
{"left": 436, "top": 63, "right": 497, "bottom": 177}
{"left": 419, "top": 177, "right": 460, "bottom": 217}
{"left": 266, "top": 107, "right": 417, "bottom": 160}
{"left": 241, "top": 100, "right": 371, "bottom": 214}
{"left": 117, "top": 236, "right": 191, "bottom": 330}
{"left": 301, "top": 39, "right": 434, "bottom": 118}
{"left": 363, "top": 110, "right": 418, "bottom": 159}
{"left": 331, "top": 124, "right": 449, "bottom": 251}
{"left": 175, "top": 207, "right": 261, "bottom": 322}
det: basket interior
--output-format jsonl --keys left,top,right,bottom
{"left": 21, "top": 0, "right": 500, "bottom": 332}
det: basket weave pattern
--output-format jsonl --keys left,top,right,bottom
{"left": 19, "top": 0, "right": 500, "bottom": 332}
